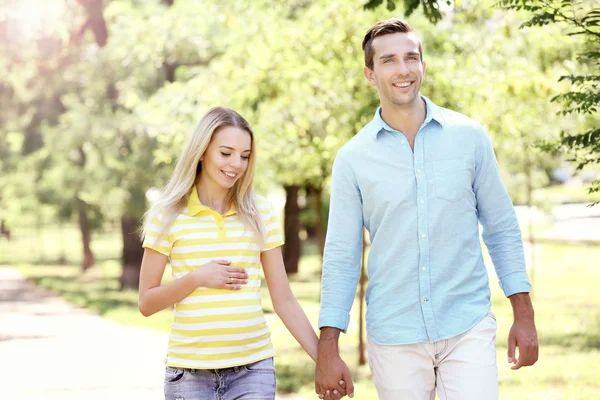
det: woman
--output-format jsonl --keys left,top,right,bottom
{"left": 139, "top": 107, "right": 318, "bottom": 400}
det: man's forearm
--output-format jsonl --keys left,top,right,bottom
{"left": 319, "top": 327, "right": 341, "bottom": 345}
{"left": 318, "top": 327, "right": 341, "bottom": 355}
{"left": 509, "top": 292, "right": 534, "bottom": 321}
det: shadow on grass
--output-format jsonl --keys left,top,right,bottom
{"left": 0, "top": 334, "right": 50, "bottom": 342}
{"left": 9, "top": 256, "right": 121, "bottom": 267}
{"left": 276, "top": 362, "right": 315, "bottom": 394}
{"left": 541, "top": 328, "right": 600, "bottom": 350}
{"left": 28, "top": 275, "right": 139, "bottom": 316}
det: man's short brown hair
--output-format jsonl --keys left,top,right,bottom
{"left": 362, "top": 18, "right": 423, "bottom": 70}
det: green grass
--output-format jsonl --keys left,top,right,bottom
{"left": 533, "top": 184, "right": 600, "bottom": 205}
{"left": 0, "top": 223, "right": 122, "bottom": 265}
{"left": 4, "top": 233, "right": 600, "bottom": 399}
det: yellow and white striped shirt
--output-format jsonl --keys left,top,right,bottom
{"left": 142, "top": 187, "right": 284, "bottom": 369}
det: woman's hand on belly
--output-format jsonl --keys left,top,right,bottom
{"left": 192, "top": 260, "right": 249, "bottom": 290}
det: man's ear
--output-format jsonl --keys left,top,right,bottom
{"left": 363, "top": 66, "right": 376, "bottom": 87}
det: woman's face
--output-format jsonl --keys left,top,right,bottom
{"left": 200, "top": 126, "right": 252, "bottom": 191}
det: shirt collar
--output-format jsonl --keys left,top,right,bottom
{"left": 186, "top": 186, "right": 237, "bottom": 217}
{"left": 371, "top": 96, "right": 446, "bottom": 140}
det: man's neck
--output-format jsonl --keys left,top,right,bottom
{"left": 380, "top": 97, "right": 427, "bottom": 143}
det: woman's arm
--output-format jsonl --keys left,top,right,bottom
{"left": 261, "top": 246, "right": 319, "bottom": 362}
{"left": 138, "top": 248, "right": 248, "bottom": 317}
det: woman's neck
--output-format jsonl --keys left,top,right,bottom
{"left": 195, "top": 179, "right": 231, "bottom": 215}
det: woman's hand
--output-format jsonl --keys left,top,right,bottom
{"left": 192, "top": 260, "right": 248, "bottom": 290}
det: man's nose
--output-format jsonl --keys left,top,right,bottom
{"left": 396, "top": 61, "right": 410, "bottom": 75}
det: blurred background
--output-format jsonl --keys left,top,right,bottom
{"left": 0, "top": 0, "right": 598, "bottom": 399}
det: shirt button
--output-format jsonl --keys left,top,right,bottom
{"left": 401, "top": 140, "right": 405, "bottom": 144}
{"left": 417, "top": 169, "right": 421, "bottom": 173}
{"left": 422, "top": 266, "right": 427, "bottom": 271}
{"left": 420, "top": 199, "right": 425, "bottom": 204}
{"left": 421, "top": 233, "right": 427, "bottom": 238}
{"left": 422, "top": 298, "right": 428, "bottom": 302}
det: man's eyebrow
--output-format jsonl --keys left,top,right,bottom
{"left": 379, "top": 51, "right": 420, "bottom": 59}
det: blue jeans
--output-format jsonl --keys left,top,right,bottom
{"left": 164, "top": 357, "right": 276, "bottom": 400}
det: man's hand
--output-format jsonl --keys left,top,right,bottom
{"left": 507, "top": 293, "right": 538, "bottom": 370}
{"left": 315, "top": 328, "right": 354, "bottom": 399}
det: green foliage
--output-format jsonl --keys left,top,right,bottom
{"left": 363, "top": 0, "right": 453, "bottom": 23}
{"left": 498, "top": 0, "right": 600, "bottom": 205}
{"left": 1, "top": 0, "right": 595, "bottom": 268}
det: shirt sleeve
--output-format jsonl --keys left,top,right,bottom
{"left": 259, "top": 198, "right": 285, "bottom": 252}
{"left": 318, "top": 153, "right": 364, "bottom": 333}
{"left": 474, "top": 126, "right": 531, "bottom": 297}
{"left": 142, "top": 211, "right": 174, "bottom": 256}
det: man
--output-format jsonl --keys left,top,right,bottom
{"left": 315, "top": 18, "right": 538, "bottom": 400}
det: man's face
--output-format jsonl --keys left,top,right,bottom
{"left": 364, "top": 32, "right": 426, "bottom": 109}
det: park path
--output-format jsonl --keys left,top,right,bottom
{"left": 0, "top": 266, "right": 304, "bottom": 400}
{"left": 0, "top": 266, "right": 166, "bottom": 399}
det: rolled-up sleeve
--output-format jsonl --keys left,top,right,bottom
{"left": 474, "top": 126, "right": 531, "bottom": 297}
{"left": 319, "top": 152, "right": 364, "bottom": 332}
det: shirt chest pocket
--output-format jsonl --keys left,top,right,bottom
{"left": 431, "top": 159, "right": 472, "bottom": 203}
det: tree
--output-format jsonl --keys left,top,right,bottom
{"left": 75, "top": 0, "right": 229, "bottom": 288}
{"left": 363, "top": 0, "right": 451, "bottom": 23}
{"left": 209, "top": 0, "right": 382, "bottom": 272}
{"left": 0, "top": 0, "right": 102, "bottom": 268}
{"left": 498, "top": 0, "right": 600, "bottom": 205}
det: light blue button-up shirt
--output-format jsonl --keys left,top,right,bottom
{"left": 319, "top": 97, "right": 531, "bottom": 345}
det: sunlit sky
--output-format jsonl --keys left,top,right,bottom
{"left": 2, "top": 0, "right": 67, "bottom": 38}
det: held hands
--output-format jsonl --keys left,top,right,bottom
{"left": 192, "top": 260, "right": 248, "bottom": 290}
{"left": 507, "top": 315, "right": 539, "bottom": 370}
{"left": 315, "top": 339, "right": 354, "bottom": 399}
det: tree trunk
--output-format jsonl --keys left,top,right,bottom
{"left": 36, "top": 211, "right": 44, "bottom": 262}
{"left": 80, "top": 0, "right": 108, "bottom": 47}
{"left": 304, "top": 185, "right": 316, "bottom": 240}
{"left": 78, "top": 203, "right": 94, "bottom": 271}
{"left": 72, "top": 0, "right": 110, "bottom": 273}
{"left": 313, "top": 186, "right": 325, "bottom": 259}
{"left": 306, "top": 184, "right": 326, "bottom": 257}
{"left": 58, "top": 221, "right": 66, "bottom": 265}
{"left": 526, "top": 150, "right": 535, "bottom": 298}
{"left": 120, "top": 215, "right": 144, "bottom": 290}
{"left": 117, "top": 0, "right": 177, "bottom": 290}
{"left": 283, "top": 185, "right": 301, "bottom": 274}
{"left": 358, "top": 229, "right": 368, "bottom": 366}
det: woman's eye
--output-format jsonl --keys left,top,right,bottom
{"left": 220, "top": 152, "right": 231, "bottom": 157}
{"left": 241, "top": 156, "right": 250, "bottom": 160}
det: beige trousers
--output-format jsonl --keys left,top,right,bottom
{"left": 367, "top": 312, "right": 498, "bottom": 400}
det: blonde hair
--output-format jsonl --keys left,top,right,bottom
{"left": 141, "top": 107, "right": 264, "bottom": 242}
